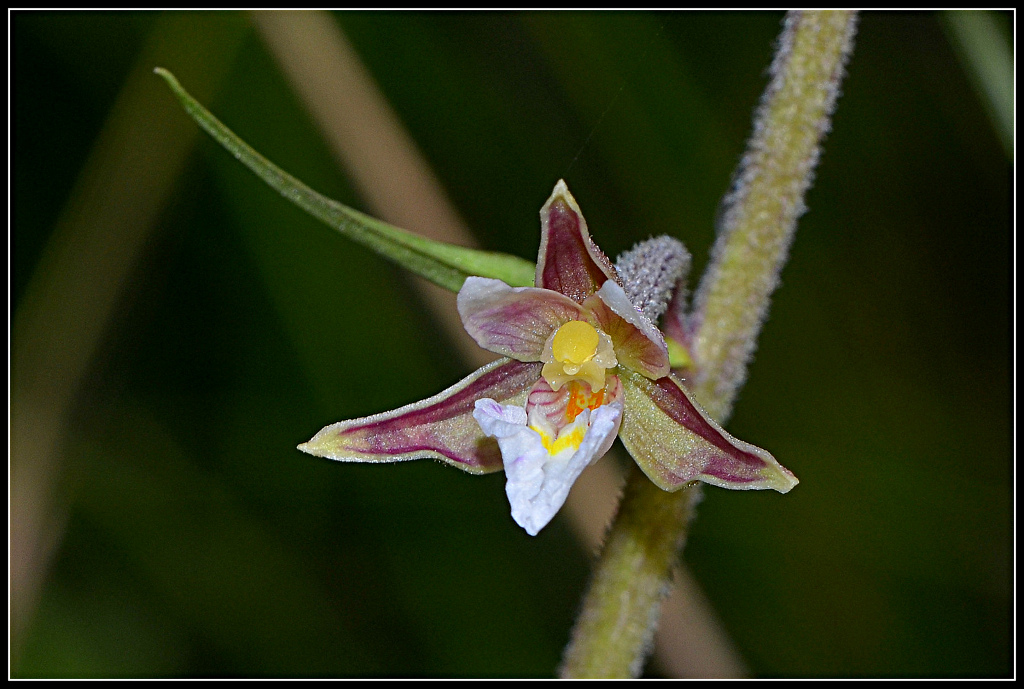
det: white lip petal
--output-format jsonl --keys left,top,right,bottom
{"left": 574, "top": 402, "right": 624, "bottom": 474}
{"left": 473, "top": 398, "right": 624, "bottom": 536}
{"left": 473, "top": 397, "right": 528, "bottom": 430}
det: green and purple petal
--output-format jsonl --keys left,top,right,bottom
{"left": 617, "top": 369, "right": 798, "bottom": 492}
{"left": 457, "top": 277, "right": 585, "bottom": 361}
{"left": 298, "top": 359, "right": 543, "bottom": 474}
{"left": 536, "top": 180, "right": 619, "bottom": 302}
{"left": 585, "top": 281, "right": 670, "bottom": 380}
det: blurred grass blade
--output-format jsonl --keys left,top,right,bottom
{"left": 11, "top": 15, "right": 248, "bottom": 670}
{"left": 942, "top": 11, "right": 1013, "bottom": 158}
{"left": 154, "top": 67, "right": 536, "bottom": 292}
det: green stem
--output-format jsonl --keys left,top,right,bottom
{"left": 560, "top": 465, "right": 701, "bottom": 678}
{"left": 561, "top": 11, "right": 859, "bottom": 677}
{"left": 690, "top": 10, "right": 860, "bottom": 423}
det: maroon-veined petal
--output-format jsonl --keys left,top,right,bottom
{"left": 521, "top": 374, "right": 624, "bottom": 440}
{"left": 522, "top": 378, "right": 571, "bottom": 438}
{"left": 299, "top": 359, "right": 543, "bottom": 474}
{"left": 536, "top": 180, "right": 619, "bottom": 302}
{"left": 617, "top": 369, "right": 798, "bottom": 492}
{"left": 457, "top": 277, "right": 585, "bottom": 361}
{"left": 584, "top": 281, "right": 670, "bottom": 380}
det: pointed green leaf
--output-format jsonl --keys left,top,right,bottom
{"left": 154, "top": 67, "right": 536, "bottom": 292}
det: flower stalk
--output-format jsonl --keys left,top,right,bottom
{"left": 559, "top": 465, "right": 702, "bottom": 678}
{"left": 561, "top": 11, "right": 859, "bottom": 677}
{"left": 688, "top": 10, "right": 861, "bottom": 423}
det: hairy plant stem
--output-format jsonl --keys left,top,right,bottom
{"left": 560, "top": 11, "right": 859, "bottom": 678}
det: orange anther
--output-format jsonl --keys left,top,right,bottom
{"left": 565, "top": 380, "right": 606, "bottom": 422}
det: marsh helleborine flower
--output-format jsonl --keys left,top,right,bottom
{"left": 299, "top": 181, "right": 797, "bottom": 535}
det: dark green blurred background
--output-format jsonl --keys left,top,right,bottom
{"left": 12, "top": 11, "right": 1011, "bottom": 678}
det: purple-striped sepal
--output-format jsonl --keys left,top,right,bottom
{"left": 617, "top": 369, "right": 797, "bottom": 493}
{"left": 298, "top": 358, "right": 543, "bottom": 474}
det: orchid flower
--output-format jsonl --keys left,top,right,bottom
{"left": 299, "top": 181, "right": 797, "bottom": 536}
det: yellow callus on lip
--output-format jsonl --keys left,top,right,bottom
{"left": 542, "top": 320, "right": 616, "bottom": 392}
{"left": 552, "top": 320, "right": 600, "bottom": 367}
{"left": 535, "top": 423, "right": 587, "bottom": 456}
